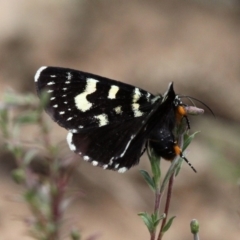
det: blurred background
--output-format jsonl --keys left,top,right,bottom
{"left": 0, "top": 0, "right": 240, "bottom": 239}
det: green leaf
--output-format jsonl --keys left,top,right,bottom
{"left": 147, "top": 146, "right": 161, "bottom": 184}
{"left": 138, "top": 212, "right": 154, "bottom": 233}
{"left": 173, "top": 131, "right": 200, "bottom": 176}
{"left": 139, "top": 170, "right": 155, "bottom": 191}
{"left": 151, "top": 213, "right": 161, "bottom": 228}
{"left": 160, "top": 157, "right": 179, "bottom": 193}
{"left": 151, "top": 157, "right": 161, "bottom": 183}
{"left": 138, "top": 212, "right": 162, "bottom": 233}
{"left": 161, "top": 216, "right": 176, "bottom": 233}
{"left": 182, "top": 131, "right": 200, "bottom": 152}
{"left": 175, "top": 159, "right": 183, "bottom": 177}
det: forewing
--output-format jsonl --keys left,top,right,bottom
{"left": 35, "top": 66, "right": 155, "bottom": 132}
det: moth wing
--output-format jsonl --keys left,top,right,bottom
{"left": 35, "top": 66, "right": 155, "bottom": 132}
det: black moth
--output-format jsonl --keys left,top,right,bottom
{"left": 35, "top": 66, "right": 195, "bottom": 173}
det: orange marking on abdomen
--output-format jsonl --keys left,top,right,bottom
{"left": 173, "top": 145, "right": 182, "bottom": 156}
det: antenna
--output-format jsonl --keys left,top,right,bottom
{"left": 180, "top": 152, "right": 197, "bottom": 173}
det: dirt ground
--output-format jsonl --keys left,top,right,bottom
{"left": 0, "top": 1, "right": 240, "bottom": 240}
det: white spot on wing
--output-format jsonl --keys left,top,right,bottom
{"left": 74, "top": 79, "right": 98, "bottom": 112}
{"left": 83, "top": 156, "right": 90, "bottom": 161}
{"left": 66, "top": 132, "right": 76, "bottom": 151}
{"left": 132, "top": 103, "right": 144, "bottom": 117}
{"left": 50, "top": 97, "right": 56, "bottom": 100}
{"left": 120, "top": 135, "right": 135, "bottom": 157}
{"left": 103, "top": 164, "right": 108, "bottom": 169}
{"left": 109, "top": 157, "right": 114, "bottom": 165}
{"left": 108, "top": 85, "right": 119, "bottom": 99}
{"left": 67, "top": 72, "right": 72, "bottom": 80}
{"left": 134, "top": 110, "right": 143, "bottom": 117}
{"left": 71, "top": 129, "right": 78, "bottom": 133}
{"left": 132, "top": 88, "right": 141, "bottom": 103}
{"left": 132, "top": 103, "right": 140, "bottom": 110}
{"left": 67, "top": 117, "right": 73, "bottom": 121}
{"left": 50, "top": 75, "right": 56, "bottom": 78}
{"left": 118, "top": 167, "right": 128, "bottom": 173}
{"left": 34, "top": 66, "right": 47, "bottom": 82}
{"left": 146, "top": 92, "right": 151, "bottom": 99}
{"left": 114, "top": 164, "right": 119, "bottom": 169}
{"left": 47, "top": 81, "right": 55, "bottom": 85}
{"left": 59, "top": 111, "right": 65, "bottom": 115}
{"left": 114, "top": 106, "right": 122, "bottom": 114}
{"left": 92, "top": 161, "right": 98, "bottom": 166}
{"left": 94, "top": 113, "right": 109, "bottom": 127}
{"left": 53, "top": 104, "right": 58, "bottom": 108}
{"left": 47, "top": 89, "right": 53, "bottom": 93}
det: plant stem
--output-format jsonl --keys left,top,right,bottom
{"left": 157, "top": 172, "right": 175, "bottom": 240}
{"left": 150, "top": 232, "right": 155, "bottom": 240}
{"left": 150, "top": 188, "right": 162, "bottom": 240}
{"left": 193, "top": 233, "right": 200, "bottom": 240}
{"left": 154, "top": 190, "right": 161, "bottom": 214}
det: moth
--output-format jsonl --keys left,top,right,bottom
{"left": 35, "top": 66, "right": 196, "bottom": 173}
